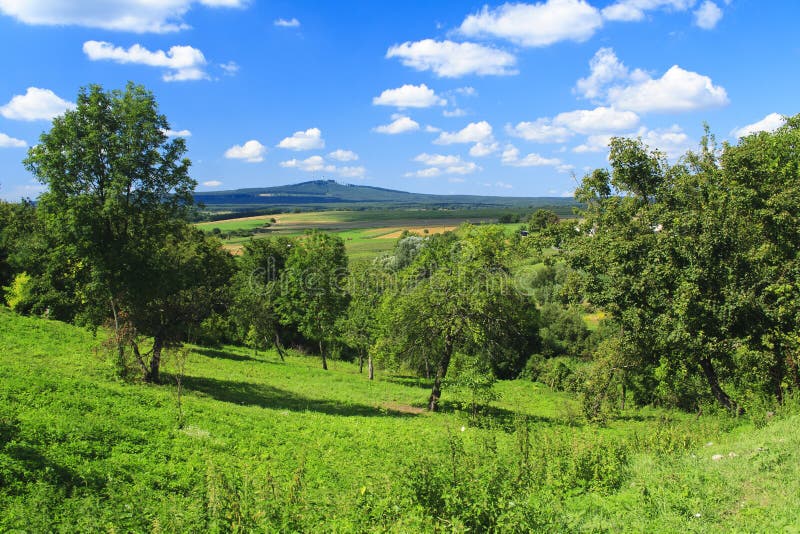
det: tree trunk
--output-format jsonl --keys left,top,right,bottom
{"left": 319, "top": 340, "right": 328, "bottom": 370}
{"left": 428, "top": 341, "right": 453, "bottom": 412}
{"left": 274, "top": 332, "right": 286, "bottom": 362}
{"left": 146, "top": 336, "right": 164, "bottom": 383}
{"left": 359, "top": 350, "right": 364, "bottom": 374}
{"left": 368, "top": 355, "right": 374, "bottom": 381}
{"left": 699, "top": 357, "right": 741, "bottom": 414}
{"left": 788, "top": 353, "right": 800, "bottom": 391}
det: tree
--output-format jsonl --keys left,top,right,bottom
{"left": 230, "top": 236, "right": 294, "bottom": 360}
{"left": 277, "top": 231, "right": 349, "bottom": 370}
{"left": 377, "top": 226, "right": 539, "bottom": 411}
{"left": 23, "top": 82, "right": 197, "bottom": 381}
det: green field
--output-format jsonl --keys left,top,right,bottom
{"left": 197, "top": 208, "right": 531, "bottom": 259}
{"left": 2, "top": 307, "right": 799, "bottom": 531}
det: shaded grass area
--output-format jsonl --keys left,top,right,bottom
{"left": 1, "top": 307, "right": 799, "bottom": 531}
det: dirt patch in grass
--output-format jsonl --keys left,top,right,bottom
{"left": 382, "top": 402, "right": 427, "bottom": 415}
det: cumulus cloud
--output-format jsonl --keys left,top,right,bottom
{"left": 693, "top": 1, "right": 722, "bottom": 29}
{"left": 281, "top": 155, "right": 333, "bottom": 172}
{"left": 0, "top": 0, "right": 246, "bottom": 33}
{"left": 459, "top": 0, "right": 603, "bottom": 47}
{"left": 282, "top": 155, "right": 366, "bottom": 178}
{"left": 407, "top": 153, "right": 480, "bottom": 177}
{"left": 501, "top": 145, "right": 565, "bottom": 168}
{"left": 163, "top": 128, "right": 192, "bottom": 137}
{"left": 274, "top": 17, "right": 300, "bottom": 27}
{"left": 277, "top": 127, "right": 325, "bottom": 150}
{"left": 414, "top": 153, "right": 462, "bottom": 167}
{"left": 554, "top": 107, "right": 639, "bottom": 134}
{"left": 573, "top": 134, "right": 614, "bottom": 153}
{"left": 225, "top": 140, "right": 267, "bottom": 162}
{"left": 0, "top": 132, "right": 26, "bottom": 148}
{"left": 506, "top": 119, "right": 571, "bottom": 143}
{"left": 328, "top": 149, "right": 359, "bottom": 162}
{"left": 202, "top": 180, "right": 223, "bottom": 187}
{"left": 0, "top": 87, "right": 75, "bottom": 121}
{"left": 435, "top": 121, "right": 493, "bottom": 144}
{"left": 372, "top": 84, "right": 446, "bottom": 108}
{"left": 373, "top": 114, "right": 420, "bottom": 134}
{"left": 731, "top": 113, "right": 786, "bottom": 138}
{"left": 607, "top": 65, "right": 728, "bottom": 113}
{"left": 470, "top": 141, "right": 499, "bottom": 157}
{"left": 575, "top": 48, "right": 728, "bottom": 113}
{"left": 386, "top": 39, "right": 517, "bottom": 78}
{"left": 601, "top": 0, "right": 695, "bottom": 22}
{"left": 638, "top": 124, "right": 692, "bottom": 158}
{"left": 443, "top": 108, "right": 467, "bottom": 118}
{"left": 83, "top": 40, "right": 208, "bottom": 81}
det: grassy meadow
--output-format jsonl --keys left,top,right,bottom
{"left": 2, "top": 307, "right": 799, "bottom": 532}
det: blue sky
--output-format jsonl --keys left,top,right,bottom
{"left": 0, "top": 0, "right": 796, "bottom": 200}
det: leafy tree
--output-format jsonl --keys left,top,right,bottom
{"left": 528, "top": 208, "right": 559, "bottom": 231}
{"left": 567, "top": 123, "right": 800, "bottom": 412}
{"left": 230, "top": 236, "right": 293, "bottom": 359}
{"left": 339, "top": 263, "right": 390, "bottom": 379}
{"left": 377, "top": 226, "right": 539, "bottom": 411}
{"left": 277, "top": 231, "right": 349, "bottom": 370}
{"left": 23, "top": 82, "right": 197, "bottom": 381}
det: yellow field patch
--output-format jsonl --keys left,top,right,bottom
{"left": 377, "top": 226, "right": 457, "bottom": 239}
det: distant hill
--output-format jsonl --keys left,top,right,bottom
{"left": 195, "top": 180, "right": 577, "bottom": 212}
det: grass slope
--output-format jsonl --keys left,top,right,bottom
{"left": 1, "top": 308, "right": 798, "bottom": 531}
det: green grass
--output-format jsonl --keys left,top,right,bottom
{"left": 2, "top": 307, "right": 798, "bottom": 531}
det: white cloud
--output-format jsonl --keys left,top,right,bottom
{"left": 639, "top": 124, "right": 692, "bottom": 158}
{"left": 414, "top": 153, "right": 462, "bottom": 167}
{"left": 601, "top": 0, "right": 695, "bottom": 22}
{"left": 470, "top": 141, "right": 499, "bottom": 157}
{"left": 408, "top": 153, "right": 480, "bottom": 177}
{"left": 495, "top": 181, "right": 513, "bottom": 189}
{"left": 274, "top": 17, "right": 300, "bottom": 27}
{"left": 281, "top": 155, "right": 366, "bottom": 178}
{"left": 374, "top": 115, "right": 420, "bottom": 134}
{"left": 506, "top": 119, "right": 571, "bottom": 143}
{"left": 459, "top": 0, "right": 603, "bottom": 47}
{"left": 277, "top": 127, "right": 324, "bottom": 151}
{"left": 574, "top": 47, "right": 631, "bottom": 100}
{"left": 425, "top": 125, "right": 442, "bottom": 133}
{"left": 0, "top": 132, "right": 26, "bottom": 148}
{"left": 83, "top": 40, "right": 208, "bottom": 81}
{"left": 202, "top": 180, "right": 223, "bottom": 187}
{"left": 455, "top": 86, "right": 477, "bottom": 96}
{"left": 435, "top": 120, "right": 493, "bottom": 144}
{"left": 0, "top": 0, "right": 246, "bottom": 33}
{"left": 607, "top": 64, "right": 729, "bottom": 113}
{"left": 501, "top": 144, "right": 564, "bottom": 168}
{"left": 386, "top": 39, "right": 517, "bottom": 78}
{"left": 163, "top": 128, "right": 191, "bottom": 137}
{"left": 0, "top": 87, "right": 75, "bottom": 121}
{"left": 372, "top": 84, "right": 446, "bottom": 108}
{"left": 281, "top": 155, "right": 334, "bottom": 172}
{"left": 694, "top": 1, "right": 722, "bottom": 29}
{"left": 731, "top": 113, "right": 786, "bottom": 138}
{"left": 576, "top": 48, "right": 729, "bottom": 113}
{"left": 328, "top": 149, "right": 359, "bottom": 162}
{"left": 337, "top": 166, "right": 366, "bottom": 179}
{"left": 443, "top": 108, "right": 467, "bottom": 118}
{"left": 573, "top": 134, "right": 614, "bottom": 153}
{"left": 220, "top": 61, "right": 239, "bottom": 75}
{"left": 225, "top": 140, "right": 266, "bottom": 162}
{"left": 554, "top": 107, "right": 639, "bottom": 134}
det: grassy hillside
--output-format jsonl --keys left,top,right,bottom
{"left": 1, "top": 308, "right": 798, "bottom": 531}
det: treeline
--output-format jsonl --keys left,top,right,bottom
{"left": 2, "top": 82, "right": 799, "bottom": 417}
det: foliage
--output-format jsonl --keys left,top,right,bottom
{"left": 277, "top": 230, "right": 349, "bottom": 369}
